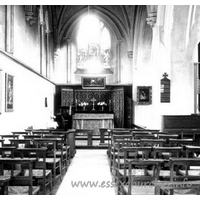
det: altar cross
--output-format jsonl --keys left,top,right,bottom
{"left": 91, "top": 97, "right": 96, "bottom": 111}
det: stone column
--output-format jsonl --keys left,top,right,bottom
{"left": 39, "top": 5, "right": 46, "bottom": 76}
{"left": 116, "top": 39, "right": 122, "bottom": 83}
{"left": 6, "top": 5, "right": 14, "bottom": 54}
{"left": 146, "top": 5, "right": 159, "bottom": 66}
{"left": 66, "top": 38, "right": 71, "bottom": 83}
{"left": 45, "top": 30, "right": 52, "bottom": 79}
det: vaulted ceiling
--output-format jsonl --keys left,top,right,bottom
{"left": 50, "top": 5, "right": 142, "bottom": 45}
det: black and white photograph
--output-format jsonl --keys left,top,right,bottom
{"left": 0, "top": 2, "right": 200, "bottom": 197}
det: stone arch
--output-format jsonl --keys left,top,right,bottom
{"left": 184, "top": 6, "right": 200, "bottom": 62}
{"left": 184, "top": 6, "right": 200, "bottom": 113}
{"left": 133, "top": 5, "right": 153, "bottom": 68}
{"left": 186, "top": 23, "right": 200, "bottom": 62}
{"left": 58, "top": 6, "right": 128, "bottom": 45}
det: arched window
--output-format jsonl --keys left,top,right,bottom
{"left": 76, "top": 15, "right": 111, "bottom": 73}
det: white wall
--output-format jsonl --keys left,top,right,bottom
{"left": 0, "top": 53, "right": 55, "bottom": 135}
{"left": 0, "top": 5, "right": 56, "bottom": 135}
{"left": 132, "top": 5, "right": 199, "bottom": 130}
{"left": 13, "top": 6, "right": 41, "bottom": 73}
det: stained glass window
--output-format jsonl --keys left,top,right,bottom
{"left": 77, "top": 15, "right": 111, "bottom": 70}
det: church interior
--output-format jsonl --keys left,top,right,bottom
{"left": 1, "top": 4, "right": 200, "bottom": 195}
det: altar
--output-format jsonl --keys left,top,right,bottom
{"left": 72, "top": 112, "right": 114, "bottom": 134}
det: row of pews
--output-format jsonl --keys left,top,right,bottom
{"left": 107, "top": 128, "right": 200, "bottom": 195}
{"left": 0, "top": 129, "right": 74, "bottom": 195}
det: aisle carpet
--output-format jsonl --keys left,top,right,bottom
{"left": 56, "top": 149, "right": 116, "bottom": 195}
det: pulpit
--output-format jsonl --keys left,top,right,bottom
{"left": 72, "top": 112, "right": 114, "bottom": 134}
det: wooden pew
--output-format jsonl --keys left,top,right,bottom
{"left": 108, "top": 130, "right": 132, "bottom": 172}
{"left": 99, "top": 128, "right": 109, "bottom": 145}
{"left": 0, "top": 147, "right": 21, "bottom": 177}
{"left": 116, "top": 146, "right": 152, "bottom": 194}
{"left": 140, "top": 139, "right": 166, "bottom": 147}
{"left": 0, "top": 139, "right": 4, "bottom": 147}
{"left": 33, "top": 138, "right": 62, "bottom": 186}
{"left": 43, "top": 134, "right": 70, "bottom": 174}
{"left": 151, "top": 147, "right": 183, "bottom": 180}
{"left": 111, "top": 139, "right": 140, "bottom": 179}
{"left": 169, "top": 138, "right": 194, "bottom": 147}
{"left": 0, "top": 176, "right": 10, "bottom": 195}
{"left": 11, "top": 131, "right": 29, "bottom": 136}
{"left": 0, "top": 135, "right": 19, "bottom": 147}
{"left": 50, "top": 129, "right": 76, "bottom": 158}
{"left": 178, "top": 146, "right": 200, "bottom": 179}
{"left": 108, "top": 129, "right": 132, "bottom": 157}
{"left": 120, "top": 159, "right": 164, "bottom": 195}
{"left": 17, "top": 147, "right": 53, "bottom": 195}
{"left": 0, "top": 157, "right": 40, "bottom": 195}
{"left": 155, "top": 158, "right": 200, "bottom": 195}
{"left": 154, "top": 180, "right": 200, "bottom": 195}
{"left": 75, "top": 129, "right": 94, "bottom": 147}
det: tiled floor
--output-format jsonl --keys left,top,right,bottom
{"left": 56, "top": 149, "right": 115, "bottom": 195}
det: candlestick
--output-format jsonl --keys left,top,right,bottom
{"left": 75, "top": 99, "right": 77, "bottom": 111}
{"left": 69, "top": 106, "right": 72, "bottom": 115}
{"left": 91, "top": 97, "right": 96, "bottom": 111}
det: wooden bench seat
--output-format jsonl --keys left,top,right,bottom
{"left": 17, "top": 147, "right": 52, "bottom": 195}
{"left": 120, "top": 159, "right": 164, "bottom": 195}
{"left": 0, "top": 175, "right": 10, "bottom": 195}
{"left": 154, "top": 158, "right": 200, "bottom": 195}
{"left": 33, "top": 139, "right": 62, "bottom": 186}
{"left": 154, "top": 180, "right": 200, "bottom": 195}
{"left": 0, "top": 157, "right": 40, "bottom": 195}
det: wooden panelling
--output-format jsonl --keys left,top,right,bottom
{"left": 162, "top": 115, "right": 200, "bottom": 130}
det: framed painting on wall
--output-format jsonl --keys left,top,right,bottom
{"left": 0, "top": 70, "right": 2, "bottom": 114}
{"left": 5, "top": 73, "right": 14, "bottom": 112}
{"left": 137, "top": 86, "right": 152, "bottom": 105}
{"left": 81, "top": 77, "right": 106, "bottom": 89}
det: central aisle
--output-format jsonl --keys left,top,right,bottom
{"left": 56, "top": 149, "right": 116, "bottom": 195}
